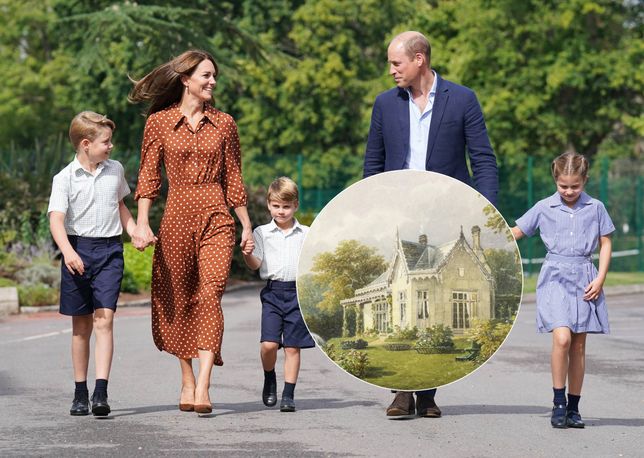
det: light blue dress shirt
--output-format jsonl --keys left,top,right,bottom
{"left": 404, "top": 71, "right": 438, "bottom": 170}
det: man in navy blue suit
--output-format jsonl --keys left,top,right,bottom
{"left": 364, "top": 31, "right": 499, "bottom": 419}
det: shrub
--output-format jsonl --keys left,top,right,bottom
{"left": 468, "top": 319, "right": 513, "bottom": 362}
{"left": 386, "top": 326, "right": 418, "bottom": 341}
{"left": 123, "top": 243, "right": 153, "bottom": 291}
{"left": 415, "top": 324, "right": 455, "bottom": 353}
{"left": 17, "top": 283, "right": 58, "bottom": 307}
{"left": 340, "top": 339, "right": 368, "bottom": 350}
{"left": 15, "top": 263, "right": 60, "bottom": 288}
{"left": 0, "top": 277, "right": 17, "bottom": 287}
{"left": 337, "top": 350, "right": 370, "bottom": 378}
{"left": 383, "top": 343, "right": 412, "bottom": 351}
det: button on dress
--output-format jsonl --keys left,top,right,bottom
{"left": 135, "top": 103, "right": 247, "bottom": 363}
{"left": 516, "top": 191, "right": 615, "bottom": 334}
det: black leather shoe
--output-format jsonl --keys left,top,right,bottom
{"left": 280, "top": 396, "right": 296, "bottom": 412}
{"left": 386, "top": 392, "right": 415, "bottom": 419}
{"left": 551, "top": 404, "right": 567, "bottom": 428}
{"left": 70, "top": 393, "right": 90, "bottom": 416}
{"left": 91, "top": 392, "right": 111, "bottom": 417}
{"left": 262, "top": 378, "right": 277, "bottom": 407}
{"left": 416, "top": 394, "right": 442, "bottom": 418}
{"left": 566, "top": 410, "right": 585, "bottom": 428}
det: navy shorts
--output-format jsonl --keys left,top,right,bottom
{"left": 260, "top": 280, "right": 315, "bottom": 349}
{"left": 59, "top": 235, "right": 124, "bottom": 316}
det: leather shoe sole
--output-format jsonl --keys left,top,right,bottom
{"left": 91, "top": 402, "right": 111, "bottom": 417}
{"left": 280, "top": 397, "right": 295, "bottom": 412}
{"left": 194, "top": 404, "right": 213, "bottom": 414}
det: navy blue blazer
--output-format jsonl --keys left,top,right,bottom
{"left": 363, "top": 74, "right": 498, "bottom": 205}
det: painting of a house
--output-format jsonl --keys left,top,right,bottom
{"left": 341, "top": 225, "right": 495, "bottom": 335}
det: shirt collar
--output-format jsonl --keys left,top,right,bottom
{"left": 547, "top": 191, "right": 593, "bottom": 208}
{"left": 72, "top": 156, "right": 105, "bottom": 176}
{"left": 405, "top": 70, "right": 438, "bottom": 100}
{"left": 268, "top": 218, "right": 302, "bottom": 234}
{"left": 168, "top": 103, "right": 220, "bottom": 130}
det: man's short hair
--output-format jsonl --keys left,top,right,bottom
{"left": 396, "top": 32, "right": 431, "bottom": 67}
{"left": 267, "top": 176, "right": 299, "bottom": 203}
{"left": 69, "top": 111, "right": 115, "bottom": 150}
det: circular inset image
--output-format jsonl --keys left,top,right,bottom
{"left": 297, "top": 170, "right": 522, "bottom": 391}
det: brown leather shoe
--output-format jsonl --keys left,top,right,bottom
{"left": 386, "top": 391, "right": 415, "bottom": 419}
{"left": 416, "top": 394, "right": 442, "bottom": 418}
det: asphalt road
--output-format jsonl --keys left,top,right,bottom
{"left": 0, "top": 286, "right": 642, "bottom": 457}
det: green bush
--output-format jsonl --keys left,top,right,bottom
{"left": 17, "top": 283, "right": 58, "bottom": 307}
{"left": 337, "top": 350, "right": 370, "bottom": 378}
{"left": 123, "top": 243, "right": 153, "bottom": 292}
{"left": 340, "top": 339, "right": 368, "bottom": 350}
{"left": 415, "top": 325, "right": 455, "bottom": 353}
{"left": 0, "top": 277, "right": 17, "bottom": 287}
{"left": 386, "top": 326, "right": 419, "bottom": 341}
{"left": 468, "top": 319, "right": 513, "bottom": 362}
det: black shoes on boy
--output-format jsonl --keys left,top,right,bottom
{"left": 262, "top": 379, "right": 277, "bottom": 407}
{"left": 91, "top": 392, "right": 111, "bottom": 416}
{"left": 70, "top": 394, "right": 90, "bottom": 416}
{"left": 280, "top": 397, "right": 295, "bottom": 412}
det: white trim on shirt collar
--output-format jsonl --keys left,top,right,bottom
{"left": 72, "top": 156, "right": 106, "bottom": 175}
{"left": 267, "top": 218, "right": 302, "bottom": 234}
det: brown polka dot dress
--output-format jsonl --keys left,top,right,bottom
{"left": 135, "top": 103, "right": 247, "bottom": 364}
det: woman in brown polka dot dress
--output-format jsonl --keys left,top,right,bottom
{"left": 129, "top": 50, "right": 254, "bottom": 414}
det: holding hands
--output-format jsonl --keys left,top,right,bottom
{"left": 240, "top": 226, "right": 254, "bottom": 255}
{"left": 131, "top": 223, "right": 158, "bottom": 251}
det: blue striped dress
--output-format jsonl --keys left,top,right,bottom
{"left": 516, "top": 191, "right": 615, "bottom": 334}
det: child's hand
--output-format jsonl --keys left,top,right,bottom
{"left": 63, "top": 250, "right": 85, "bottom": 275}
{"left": 584, "top": 278, "right": 604, "bottom": 301}
{"left": 240, "top": 227, "right": 253, "bottom": 255}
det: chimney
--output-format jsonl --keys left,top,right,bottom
{"left": 471, "top": 226, "right": 481, "bottom": 252}
{"left": 418, "top": 234, "right": 427, "bottom": 246}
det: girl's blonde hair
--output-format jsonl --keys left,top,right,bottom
{"left": 69, "top": 111, "right": 115, "bottom": 150}
{"left": 551, "top": 152, "right": 589, "bottom": 180}
{"left": 267, "top": 177, "right": 299, "bottom": 203}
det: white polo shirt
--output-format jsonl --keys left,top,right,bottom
{"left": 252, "top": 218, "right": 308, "bottom": 281}
{"left": 47, "top": 157, "right": 131, "bottom": 237}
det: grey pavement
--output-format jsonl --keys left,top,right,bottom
{"left": 0, "top": 286, "right": 642, "bottom": 457}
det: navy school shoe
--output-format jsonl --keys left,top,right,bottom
{"left": 566, "top": 410, "right": 585, "bottom": 428}
{"left": 551, "top": 404, "right": 567, "bottom": 428}
{"left": 91, "top": 392, "right": 111, "bottom": 417}
{"left": 262, "top": 378, "right": 277, "bottom": 407}
{"left": 70, "top": 393, "right": 90, "bottom": 416}
{"left": 280, "top": 396, "right": 295, "bottom": 412}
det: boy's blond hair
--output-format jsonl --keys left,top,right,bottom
{"left": 267, "top": 177, "right": 299, "bottom": 203}
{"left": 69, "top": 111, "right": 115, "bottom": 150}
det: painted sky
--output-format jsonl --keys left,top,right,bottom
{"left": 299, "top": 170, "right": 518, "bottom": 274}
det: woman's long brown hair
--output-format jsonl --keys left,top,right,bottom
{"left": 128, "top": 49, "right": 219, "bottom": 116}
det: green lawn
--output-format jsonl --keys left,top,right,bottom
{"left": 522, "top": 271, "right": 644, "bottom": 294}
{"left": 326, "top": 337, "right": 478, "bottom": 390}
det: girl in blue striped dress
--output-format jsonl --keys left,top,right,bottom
{"left": 511, "top": 152, "right": 614, "bottom": 429}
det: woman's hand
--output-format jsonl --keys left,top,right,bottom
{"left": 584, "top": 277, "right": 604, "bottom": 302}
{"left": 132, "top": 223, "right": 157, "bottom": 251}
{"left": 240, "top": 226, "right": 254, "bottom": 255}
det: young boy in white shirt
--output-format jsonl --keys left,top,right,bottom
{"left": 242, "top": 177, "right": 315, "bottom": 412}
{"left": 48, "top": 111, "right": 136, "bottom": 416}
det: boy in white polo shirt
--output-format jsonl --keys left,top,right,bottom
{"left": 48, "top": 111, "right": 137, "bottom": 417}
{"left": 242, "top": 177, "right": 315, "bottom": 412}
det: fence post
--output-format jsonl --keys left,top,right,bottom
{"left": 600, "top": 156, "right": 609, "bottom": 205}
{"left": 297, "top": 153, "right": 303, "bottom": 192}
{"left": 527, "top": 156, "right": 534, "bottom": 276}
{"left": 638, "top": 176, "right": 643, "bottom": 272}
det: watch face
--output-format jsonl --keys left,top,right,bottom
{"left": 297, "top": 170, "right": 523, "bottom": 391}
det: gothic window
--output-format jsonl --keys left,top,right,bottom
{"left": 399, "top": 291, "right": 406, "bottom": 325}
{"left": 374, "top": 301, "right": 388, "bottom": 332}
